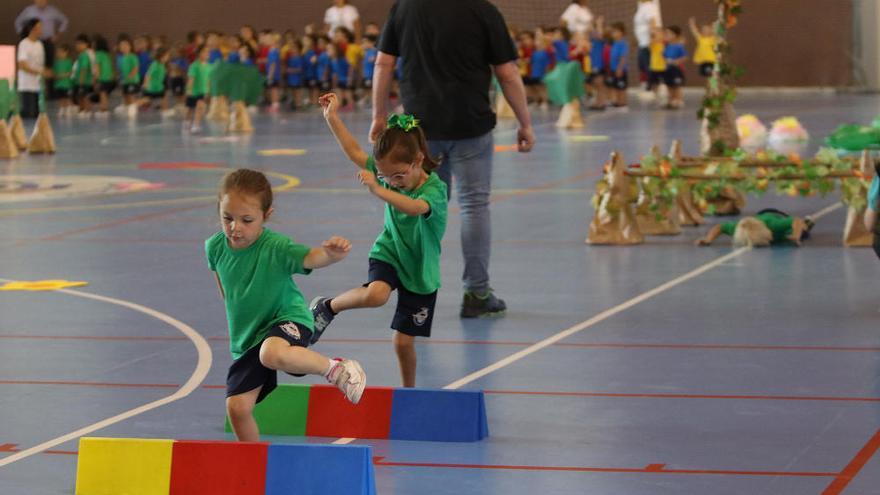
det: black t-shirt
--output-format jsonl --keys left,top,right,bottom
{"left": 379, "top": 0, "right": 517, "bottom": 140}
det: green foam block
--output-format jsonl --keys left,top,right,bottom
{"left": 225, "top": 383, "right": 311, "bottom": 435}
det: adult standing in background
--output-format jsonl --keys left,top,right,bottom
{"left": 633, "top": 0, "right": 662, "bottom": 89}
{"left": 324, "top": 0, "right": 361, "bottom": 40}
{"left": 372, "top": 0, "right": 535, "bottom": 318}
{"left": 15, "top": 0, "right": 68, "bottom": 90}
{"left": 17, "top": 19, "right": 47, "bottom": 118}
{"left": 560, "top": 0, "right": 594, "bottom": 36}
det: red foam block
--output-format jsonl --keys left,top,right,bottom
{"left": 169, "top": 440, "right": 268, "bottom": 495}
{"left": 306, "top": 385, "right": 394, "bottom": 439}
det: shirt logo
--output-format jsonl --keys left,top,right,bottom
{"left": 413, "top": 307, "right": 430, "bottom": 327}
{"left": 279, "top": 323, "right": 301, "bottom": 340}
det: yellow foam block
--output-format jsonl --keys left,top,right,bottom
{"left": 75, "top": 437, "right": 174, "bottom": 495}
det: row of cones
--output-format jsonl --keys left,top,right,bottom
{"left": 0, "top": 113, "right": 56, "bottom": 158}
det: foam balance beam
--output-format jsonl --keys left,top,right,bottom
{"left": 224, "top": 384, "right": 489, "bottom": 442}
{"left": 75, "top": 437, "right": 376, "bottom": 495}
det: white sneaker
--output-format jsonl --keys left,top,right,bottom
{"left": 326, "top": 358, "right": 366, "bottom": 404}
{"left": 76, "top": 110, "right": 92, "bottom": 119}
{"left": 113, "top": 105, "right": 127, "bottom": 115}
{"left": 161, "top": 109, "right": 177, "bottom": 119}
{"left": 95, "top": 110, "right": 110, "bottom": 118}
{"left": 127, "top": 104, "right": 138, "bottom": 118}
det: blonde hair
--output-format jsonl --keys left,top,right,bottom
{"left": 733, "top": 217, "right": 773, "bottom": 247}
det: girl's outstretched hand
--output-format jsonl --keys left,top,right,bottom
{"left": 322, "top": 236, "right": 352, "bottom": 261}
{"left": 358, "top": 169, "right": 378, "bottom": 191}
{"left": 318, "top": 93, "right": 338, "bottom": 118}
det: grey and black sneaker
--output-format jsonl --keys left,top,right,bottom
{"left": 460, "top": 290, "right": 507, "bottom": 318}
{"left": 309, "top": 296, "right": 335, "bottom": 345}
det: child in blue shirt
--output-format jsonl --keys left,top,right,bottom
{"left": 552, "top": 27, "right": 570, "bottom": 65}
{"left": 589, "top": 17, "right": 607, "bottom": 110}
{"left": 663, "top": 26, "right": 687, "bottom": 109}
{"left": 226, "top": 35, "right": 242, "bottom": 64}
{"left": 302, "top": 35, "right": 318, "bottom": 106}
{"left": 606, "top": 22, "right": 629, "bottom": 108}
{"left": 361, "top": 35, "right": 378, "bottom": 91}
{"left": 530, "top": 33, "right": 552, "bottom": 108}
{"left": 134, "top": 35, "right": 152, "bottom": 81}
{"left": 315, "top": 36, "right": 332, "bottom": 93}
{"left": 265, "top": 34, "right": 282, "bottom": 112}
{"left": 328, "top": 43, "right": 353, "bottom": 110}
{"left": 286, "top": 40, "right": 305, "bottom": 110}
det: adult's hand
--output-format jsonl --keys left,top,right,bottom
{"left": 368, "top": 117, "right": 385, "bottom": 144}
{"left": 517, "top": 126, "right": 535, "bottom": 152}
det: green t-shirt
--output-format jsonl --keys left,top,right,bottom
{"left": 120, "top": 53, "right": 140, "bottom": 84}
{"left": 75, "top": 52, "right": 92, "bottom": 86}
{"left": 94, "top": 51, "right": 114, "bottom": 82}
{"left": 52, "top": 58, "right": 74, "bottom": 90}
{"left": 366, "top": 156, "right": 448, "bottom": 294}
{"left": 205, "top": 228, "right": 314, "bottom": 359}
{"left": 187, "top": 61, "right": 211, "bottom": 96}
{"left": 144, "top": 61, "right": 166, "bottom": 92}
{"left": 720, "top": 212, "right": 794, "bottom": 243}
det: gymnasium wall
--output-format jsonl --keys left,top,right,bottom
{"left": 0, "top": 0, "right": 854, "bottom": 87}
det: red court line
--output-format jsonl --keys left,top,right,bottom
{"left": 822, "top": 428, "right": 880, "bottom": 494}
{"left": 0, "top": 380, "right": 178, "bottom": 389}
{"left": 2, "top": 380, "right": 879, "bottom": 404}
{"left": 40, "top": 203, "right": 208, "bottom": 241}
{"left": 372, "top": 458, "right": 837, "bottom": 477}
{"left": 2, "top": 334, "right": 879, "bottom": 352}
{"left": 484, "top": 390, "right": 880, "bottom": 403}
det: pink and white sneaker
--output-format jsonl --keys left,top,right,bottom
{"left": 326, "top": 358, "right": 366, "bottom": 404}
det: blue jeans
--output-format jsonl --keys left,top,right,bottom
{"left": 428, "top": 132, "right": 494, "bottom": 293}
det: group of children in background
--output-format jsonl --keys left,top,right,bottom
{"left": 516, "top": 15, "right": 716, "bottom": 110}
{"left": 49, "top": 23, "right": 385, "bottom": 122}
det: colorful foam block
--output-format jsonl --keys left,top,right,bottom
{"left": 390, "top": 388, "right": 489, "bottom": 442}
{"left": 265, "top": 444, "right": 376, "bottom": 495}
{"left": 75, "top": 438, "right": 376, "bottom": 495}
{"left": 169, "top": 440, "right": 267, "bottom": 495}
{"left": 306, "top": 385, "right": 394, "bottom": 439}
{"left": 224, "top": 384, "right": 489, "bottom": 442}
{"left": 75, "top": 437, "right": 173, "bottom": 495}
{"left": 225, "top": 383, "right": 310, "bottom": 436}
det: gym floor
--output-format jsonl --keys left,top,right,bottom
{"left": 1, "top": 90, "right": 879, "bottom": 494}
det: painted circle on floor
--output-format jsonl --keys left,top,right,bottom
{"left": 0, "top": 175, "right": 165, "bottom": 203}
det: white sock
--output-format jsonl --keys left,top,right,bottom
{"left": 323, "top": 358, "right": 338, "bottom": 378}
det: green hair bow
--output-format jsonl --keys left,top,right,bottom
{"left": 386, "top": 114, "right": 420, "bottom": 132}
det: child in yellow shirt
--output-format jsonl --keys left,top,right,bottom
{"left": 689, "top": 17, "right": 717, "bottom": 77}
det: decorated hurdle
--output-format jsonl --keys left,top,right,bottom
{"left": 224, "top": 384, "right": 489, "bottom": 442}
{"left": 588, "top": 141, "right": 875, "bottom": 246}
{"left": 75, "top": 437, "right": 376, "bottom": 495}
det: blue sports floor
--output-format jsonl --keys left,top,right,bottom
{"left": 1, "top": 91, "right": 880, "bottom": 494}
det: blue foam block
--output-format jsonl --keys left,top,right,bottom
{"left": 264, "top": 444, "right": 376, "bottom": 495}
{"left": 390, "top": 388, "right": 489, "bottom": 442}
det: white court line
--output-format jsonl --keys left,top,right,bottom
{"left": 334, "top": 202, "right": 844, "bottom": 445}
{"left": 0, "top": 281, "right": 212, "bottom": 468}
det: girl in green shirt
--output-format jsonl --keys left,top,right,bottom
{"left": 313, "top": 93, "right": 448, "bottom": 388}
{"left": 696, "top": 209, "right": 812, "bottom": 247}
{"left": 73, "top": 34, "right": 93, "bottom": 115}
{"left": 52, "top": 44, "right": 75, "bottom": 117}
{"left": 92, "top": 35, "right": 115, "bottom": 115}
{"left": 138, "top": 47, "right": 175, "bottom": 117}
{"left": 207, "top": 169, "right": 366, "bottom": 441}
{"left": 115, "top": 38, "right": 140, "bottom": 116}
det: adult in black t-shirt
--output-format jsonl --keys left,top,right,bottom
{"left": 372, "top": 0, "right": 534, "bottom": 318}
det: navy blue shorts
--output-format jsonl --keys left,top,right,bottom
{"left": 665, "top": 66, "right": 685, "bottom": 88}
{"left": 366, "top": 259, "right": 437, "bottom": 338}
{"left": 699, "top": 62, "right": 714, "bottom": 77}
{"left": 226, "top": 321, "right": 314, "bottom": 403}
{"left": 185, "top": 95, "right": 204, "bottom": 108}
{"left": 121, "top": 83, "right": 140, "bottom": 96}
